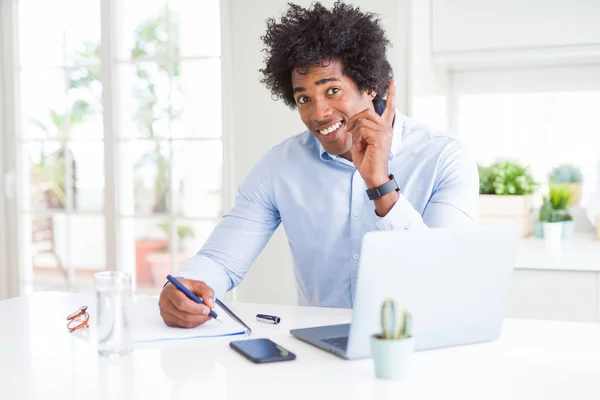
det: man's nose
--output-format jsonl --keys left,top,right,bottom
{"left": 311, "top": 99, "right": 333, "bottom": 122}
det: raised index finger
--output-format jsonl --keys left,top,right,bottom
{"left": 381, "top": 79, "right": 396, "bottom": 126}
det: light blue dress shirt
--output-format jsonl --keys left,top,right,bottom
{"left": 176, "top": 113, "right": 479, "bottom": 308}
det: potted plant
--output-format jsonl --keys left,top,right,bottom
{"left": 534, "top": 196, "right": 552, "bottom": 238}
{"left": 370, "top": 298, "right": 414, "bottom": 380}
{"left": 549, "top": 186, "right": 574, "bottom": 239}
{"left": 478, "top": 160, "right": 538, "bottom": 237}
{"left": 549, "top": 164, "right": 583, "bottom": 206}
{"left": 535, "top": 188, "right": 574, "bottom": 241}
{"left": 147, "top": 223, "right": 195, "bottom": 286}
{"left": 543, "top": 210, "right": 563, "bottom": 248}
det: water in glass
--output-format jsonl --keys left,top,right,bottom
{"left": 94, "top": 271, "right": 133, "bottom": 356}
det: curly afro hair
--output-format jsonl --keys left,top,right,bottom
{"left": 260, "top": 1, "right": 393, "bottom": 109}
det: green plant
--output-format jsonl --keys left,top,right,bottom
{"left": 538, "top": 196, "right": 553, "bottom": 222}
{"left": 28, "top": 42, "right": 100, "bottom": 210}
{"left": 157, "top": 223, "right": 195, "bottom": 240}
{"left": 379, "top": 298, "right": 412, "bottom": 340}
{"left": 477, "top": 165, "right": 494, "bottom": 195}
{"left": 155, "top": 223, "right": 195, "bottom": 252}
{"left": 541, "top": 187, "right": 573, "bottom": 223}
{"left": 549, "top": 164, "right": 583, "bottom": 184}
{"left": 549, "top": 186, "right": 570, "bottom": 210}
{"left": 131, "top": 10, "right": 182, "bottom": 214}
{"left": 478, "top": 160, "right": 537, "bottom": 195}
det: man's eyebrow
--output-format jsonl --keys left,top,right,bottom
{"left": 292, "top": 77, "right": 341, "bottom": 95}
{"left": 315, "top": 77, "right": 340, "bottom": 86}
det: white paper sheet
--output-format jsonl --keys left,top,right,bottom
{"left": 131, "top": 296, "right": 246, "bottom": 343}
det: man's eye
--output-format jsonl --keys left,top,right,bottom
{"left": 327, "top": 87, "right": 340, "bottom": 95}
{"left": 297, "top": 96, "right": 309, "bottom": 104}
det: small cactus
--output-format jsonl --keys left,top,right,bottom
{"left": 380, "top": 298, "right": 412, "bottom": 340}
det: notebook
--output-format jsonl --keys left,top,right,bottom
{"left": 131, "top": 296, "right": 246, "bottom": 343}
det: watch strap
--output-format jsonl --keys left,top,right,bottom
{"left": 366, "top": 174, "right": 400, "bottom": 200}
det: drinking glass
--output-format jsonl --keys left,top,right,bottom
{"left": 94, "top": 271, "right": 133, "bottom": 356}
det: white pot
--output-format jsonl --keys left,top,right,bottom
{"left": 370, "top": 335, "right": 415, "bottom": 380}
{"left": 543, "top": 223, "right": 563, "bottom": 248}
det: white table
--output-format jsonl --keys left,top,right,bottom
{"left": 1, "top": 292, "right": 600, "bottom": 400}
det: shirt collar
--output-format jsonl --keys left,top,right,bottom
{"left": 316, "top": 109, "right": 405, "bottom": 162}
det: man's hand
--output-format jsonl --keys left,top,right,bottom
{"left": 347, "top": 80, "right": 396, "bottom": 189}
{"left": 158, "top": 278, "right": 216, "bottom": 328}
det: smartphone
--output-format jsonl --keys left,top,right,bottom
{"left": 229, "top": 338, "right": 296, "bottom": 364}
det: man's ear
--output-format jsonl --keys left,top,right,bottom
{"left": 364, "top": 90, "right": 376, "bottom": 100}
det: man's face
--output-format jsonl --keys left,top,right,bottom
{"left": 291, "top": 60, "right": 375, "bottom": 161}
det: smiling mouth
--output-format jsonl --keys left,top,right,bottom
{"left": 317, "top": 121, "right": 342, "bottom": 136}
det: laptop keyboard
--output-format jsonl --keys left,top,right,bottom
{"left": 322, "top": 336, "right": 349, "bottom": 350}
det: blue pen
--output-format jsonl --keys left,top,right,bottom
{"left": 166, "top": 275, "right": 223, "bottom": 323}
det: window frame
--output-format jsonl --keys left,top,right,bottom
{"left": 0, "top": 0, "right": 230, "bottom": 295}
{"left": 448, "top": 63, "right": 600, "bottom": 138}
{"left": 0, "top": 0, "right": 21, "bottom": 299}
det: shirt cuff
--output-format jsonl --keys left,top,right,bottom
{"left": 172, "top": 254, "right": 232, "bottom": 300}
{"left": 375, "top": 194, "right": 429, "bottom": 232}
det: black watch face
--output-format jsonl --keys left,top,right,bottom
{"left": 367, "top": 188, "right": 380, "bottom": 200}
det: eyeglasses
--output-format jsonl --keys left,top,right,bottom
{"left": 67, "top": 305, "right": 90, "bottom": 332}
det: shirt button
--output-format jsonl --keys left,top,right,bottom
{"left": 353, "top": 210, "right": 360, "bottom": 217}
{"left": 353, "top": 254, "right": 360, "bottom": 260}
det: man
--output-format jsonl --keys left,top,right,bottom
{"left": 159, "top": 2, "right": 479, "bottom": 328}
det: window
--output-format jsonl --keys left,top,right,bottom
{"left": 9, "top": 0, "right": 223, "bottom": 293}
{"left": 450, "top": 65, "right": 600, "bottom": 205}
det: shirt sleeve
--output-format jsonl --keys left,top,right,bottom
{"left": 376, "top": 141, "right": 479, "bottom": 231}
{"left": 174, "top": 150, "right": 281, "bottom": 299}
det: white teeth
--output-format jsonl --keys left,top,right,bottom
{"left": 319, "top": 121, "right": 342, "bottom": 135}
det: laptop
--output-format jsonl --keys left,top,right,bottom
{"left": 290, "top": 225, "right": 520, "bottom": 360}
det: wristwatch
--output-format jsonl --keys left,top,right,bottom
{"left": 366, "top": 174, "right": 400, "bottom": 200}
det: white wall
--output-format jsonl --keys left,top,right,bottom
{"left": 225, "top": 0, "right": 410, "bottom": 305}
{"left": 431, "top": 0, "right": 600, "bottom": 54}
{"left": 408, "top": 0, "right": 450, "bottom": 132}
{"left": 0, "top": 3, "right": 7, "bottom": 300}
{"left": 410, "top": 0, "right": 600, "bottom": 133}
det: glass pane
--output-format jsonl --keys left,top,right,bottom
{"left": 24, "top": 213, "right": 69, "bottom": 289}
{"left": 121, "top": 218, "right": 170, "bottom": 290}
{"left": 457, "top": 91, "right": 600, "bottom": 205}
{"left": 119, "top": 140, "right": 171, "bottom": 215}
{"left": 115, "top": 0, "right": 169, "bottom": 61}
{"left": 117, "top": 63, "right": 171, "bottom": 139}
{"left": 67, "top": 66, "right": 103, "bottom": 139}
{"left": 20, "top": 69, "right": 67, "bottom": 139}
{"left": 171, "top": 59, "right": 222, "bottom": 138}
{"left": 69, "top": 141, "right": 104, "bottom": 212}
{"left": 17, "top": 1, "right": 66, "bottom": 68}
{"left": 18, "top": 0, "right": 100, "bottom": 68}
{"left": 23, "top": 141, "right": 67, "bottom": 212}
{"left": 63, "top": 0, "right": 101, "bottom": 66}
{"left": 170, "top": 0, "right": 221, "bottom": 58}
{"left": 176, "top": 219, "right": 217, "bottom": 270}
{"left": 172, "top": 140, "right": 222, "bottom": 218}
{"left": 71, "top": 215, "right": 106, "bottom": 287}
